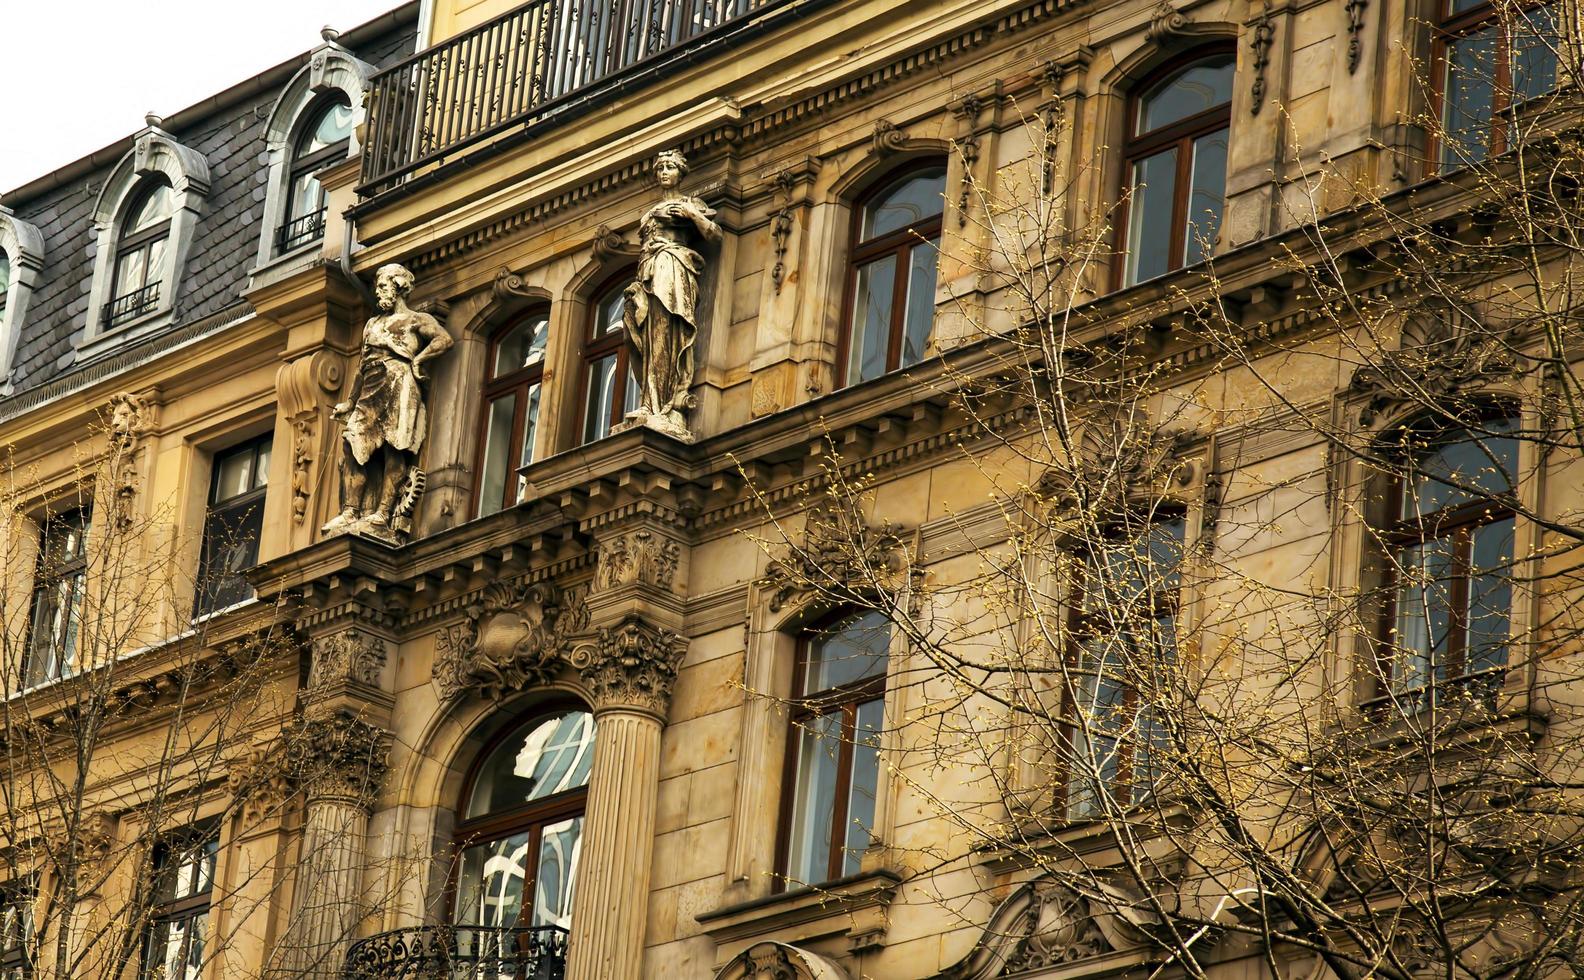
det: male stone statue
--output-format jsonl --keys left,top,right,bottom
{"left": 619, "top": 149, "right": 721, "bottom": 442}
{"left": 323, "top": 263, "right": 453, "bottom": 543}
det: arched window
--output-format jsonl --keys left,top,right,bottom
{"left": 840, "top": 166, "right": 945, "bottom": 387}
{"left": 779, "top": 610, "right": 889, "bottom": 887}
{"left": 106, "top": 180, "right": 176, "bottom": 328}
{"left": 278, "top": 97, "right": 354, "bottom": 254}
{"left": 1374, "top": 414, "right": 1518, "bottom": 711}
{"left": 476, "top": 311, "right": 550, "bottom": 516}
{"left": 455, "top": 709, "right": 595, "bottom": 932}
{"left": 580, "top": 278, "right": 639, "bottom": 444}
{"left": 0, "top": 251, "right": 10, "bottom": 317}
{"left": 1433, "top": 0, "right": 1559, "bottom": 168}
{"left": 1118, "top": 52, "right": 1234, "bottom": 287}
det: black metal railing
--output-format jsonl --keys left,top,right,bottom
{"left": 1361, "top": 665, "right": 1508, "bottom": 720}
{"left": 103, "top": 282, "right": 161, "bottom": 328}
{"left": 276, "top": 208, "right": 327, "bottom": 254}
{"left": 342, "top": 925, "right": 567, "bottom": 980}
{"left": 359, "top": 0, "right": 793, "bottom": 195}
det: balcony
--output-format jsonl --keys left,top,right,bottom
{"left": 342, "top": 925, "right": 568, "bottom": 979}
{"left": 358, "top": 0, "right": 824, "bottom": 197}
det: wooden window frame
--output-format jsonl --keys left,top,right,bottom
{"left": 1112, "top": 47, "right": 1236, "bottom": 291}
{"left": 1428, "top": 0, "right": 1557, "bottom": 170}
{"left": 23, "top": 505, "right": 92, "bottom": 688}
{"left": 1370, "top": 414, "right": 1518, "bottom": 708}
{"left": 576, "top": 273, "right": 634, "bottom": 445}
{"left": 277, "top": 96, "right": 351, "bottom": 255}
{"left": 835, "top": 163, "right": 947, "bottom": 389}
{"left": 472, "top": 310, "right": 550, "bottom": 517}
{"left": 0, "top": 877, "right": 34, "bottom": 978}
{"left": 140, "top": 824, "right": 218, "bottom": 980}
{"left": 1060, "top": 513, "right": 1184, "bottom": 818}
{"left": 193, "top": 435, "right": 272, "bottom": 618}
{"left": 774, "top": 612, "right": 889, "bottom": 889}
{"left": 449, "top": 708, "right": 591, "bottom": 931}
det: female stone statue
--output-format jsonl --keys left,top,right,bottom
{"left": 621, "top": 149, "right": 721, "bottom": 441}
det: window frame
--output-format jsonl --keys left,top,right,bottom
{"left": 139, "top": 823, "right": 219, "bottom": 980}
{"left": 1429, "top": 0, "right": 1558, "bottom": 170}
{"left": 1369, "top": 412, "right": 1519, "bottom": 710}
{"left": 449, "top": 708, "right": 593, "bottom": 932}
{"left": 1113, "top": 47, "right": 1236, "bottom": 290}
{"left": 1060, "top": 512, "right": 1185, "bottom": 819}
{"left": 836, "top": 163, "right": 947, "bottom": 389}
{"left": 23, "top": 505, "right": 93, "bottom": 689}
{"left": 775, "top": 610, "right": 890, "bottom": 889}
{"left": 577, "top": 273, "right": 636, "bottom": 445}
{"left": 276, "top": 96, "right": 353, "bottom": 256}
{"left": 472, "top": 311, "right": 550, "bottom": 517}
{"left": 192, "top": 434, "right": 273, "bottom": 618}
{"left": 106, "top": 180, "right": 174, "bottom": 330}
{"left": 0, "top": 877, "right": 34, "bottom": 979}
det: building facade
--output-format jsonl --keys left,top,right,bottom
{"left": 1, "top": 0, "right": 1578, "bottom": 977}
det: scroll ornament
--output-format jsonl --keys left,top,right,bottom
{"left": 432, "top": 583, "right": 588, "bottom": 701}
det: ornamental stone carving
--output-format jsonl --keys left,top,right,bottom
{"left": 713, "top": 942, "right": 850, "bottom": 980}
{"left": 288, "top": 711, "right": 390, "bottom": 811}
{"left": 616, "top": 150, "right": 721, "bottom": 443}
{"left": 323, "top": 263, "right": 454, "bottom": 545}
{"left": 227, "top": 739, "right": 296, "bottom": 826}
{"left": 105, "top": 391, "right": 155, "bottom": 528}
{"left": 595, "top": 528, "right": 681, "bottom": 593}
{"left": 758, "top": 511, "right": 914, "bottom": 612}
{"left": 307, "top": 629, "right": 388, "bottom": 693}
{"left": 1348, "top": 312, "right": 1522, "bottom": 425}
{"left": 581, "top": 615, "right": 688, "bottom": 715}
{"left": 432, "top": 583, "right": 588, "bottom": 701}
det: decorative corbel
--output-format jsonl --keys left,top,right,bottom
{"left": 872, "top": 119, "right": 919, "bottom": 157}
{"left": 306, "top": 628, "right": 388, "bottom": 694}
{"left": 770, "top": 171, "right": 795, "bottom": 294}
{"left": 291, "top": 414, "right": 315, "bottom": 523}
{"left": 1147, "top": 0, "right": 1190, "bottom": 41}
{"left": 591, "top": 224, "right": 640, "bottom": 262}
{"left": 493, "top": 265, "right": 536, "bottom": 300}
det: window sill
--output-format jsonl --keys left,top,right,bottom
{"left": 73, "top": 308, "right": 174, "bottom": 363}
{"left": 1357, "top": 686, "right": 1546, "bottom": 752}
{"left": 694, "top": 868, "right": 900, "bottom": 960}
{"left": 983, "top": 801, "right": 1197, "bottom": 875}
{"left": 245, "top": 243, "right": 324, "bottom": 293}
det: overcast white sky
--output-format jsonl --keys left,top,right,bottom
{"left": 1, "top": 0, "right": 414, "bottom": 194}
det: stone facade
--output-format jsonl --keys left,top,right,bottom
{"left": 0, "top": 0, "right": 1579, "bottom": 978}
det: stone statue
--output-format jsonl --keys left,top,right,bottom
{"left": 323, "top": 263, "right": 453, "bottom": 544}
{"left": 619, "top": 149, "right": 721, "bottom": 442}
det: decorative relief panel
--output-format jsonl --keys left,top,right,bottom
{"left": 307, "top": 628, "right": 388, "bottom": 693}
{"left": 1348, "top": 312, "right": 1522, "bottom": 425}
{"left": 594, "top": 528, "right": 681, "bottom": 593}
{"left": 432, "top": 583, "right": 588, "bottom": 701}
{"left": 757, "top": 510, "right": 915, "bottom": 613}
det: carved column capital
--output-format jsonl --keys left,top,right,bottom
{"left": 580, "top": 616, "right": 687, "bottom": 717}
{"left": 288, "top": 711, "right": 390, "bottom": 811}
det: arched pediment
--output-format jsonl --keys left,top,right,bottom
{"left": 0, "top": 206, "right": 45, "bottom": 390}
{"left": 91, "top": 123, "right": 209, "bottom": 228}
{"left": 713, "top": 941, "right": 849, "bottom": 980}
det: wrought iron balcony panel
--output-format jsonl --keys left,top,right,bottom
{"left": 342, "top": 925, "right": 568, "bottom": 980}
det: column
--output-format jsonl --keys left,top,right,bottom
{"left": 566, "top": 615, "right": 687, "bottom": 980}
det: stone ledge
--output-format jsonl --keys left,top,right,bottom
{"left": 695, "top": 868, "right": 902, "bottom": 967}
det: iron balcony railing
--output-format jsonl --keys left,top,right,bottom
{"left": 103, "top": 281, "right": 161, "bottom": 328}
{"left": 342, "top": 925, "right": 568, "bottom": 980}
{"left": 276, "top": 208, "right": 327, "bottom": 254}
{"left": 359, "top": 0, "right": 803, "bottom": 196}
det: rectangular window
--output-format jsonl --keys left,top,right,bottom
{"left": 0, "top": 878, "right": 33, "bottom": 980}
{"left": 193, "top": 436, "right": 271, "bottom": 618}
{"left": 24, "top": 507, "right": 92, "bottom": 688}
{"left": 477, "top": 313, "right": 550, "bottom": 516}
{"left": 141, "top": 826, "right": 218, "bottom": 980}
{"left": 1436, "top": 0, "right": 1560, "bottom": 168}
{"left": 1064, "top": 515, "right": 1184, "bottom": 819}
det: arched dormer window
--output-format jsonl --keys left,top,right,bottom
{"left": 105, "top": 179, "right": 175, "bottom": 329}
{"left": 1118, "top": 51, "right": 1234, "bottom": 287}
{"left": 475, "top": 310, "right": 550, "bottom": 516}
{"left": 579, "top": 275, "right": 639, "bottom": 444}
{"left": 839, "top": 165, "right": 945, "bottom": 387}
{"left": 277, "top": 97, "right": 354, "bottom": 255}
{"left": 80, "top": 120, "right": 208, "bottom": 358}
{"left": 454, "top": 709, "right": 594, "bottom": 934}
{"left": 0, "top": 207, "right": 45, "bottom": 393}
{"left": 253, "top": 32, "right": 372, "bottom": 272}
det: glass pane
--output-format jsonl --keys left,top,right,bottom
{"left": 1184, "top": 129, "right": 1228, "bottom": 265}
{"left": 114, "top": 248, "right": 148, "bottom": 297}
{"left": 1512, "top": 4, "right": 1560, "bottom": 103}
{"left": 126, "top": 183, "right": 175, "bottom": 234}
{"left": 1124, "top": 148, "right": 1179, "bottom": 285}
{"left": 515, "top": 382, "right": 543, "bottom": 508}
{"left": 1393, "top": 537, "right": 1456, "bottom": 693}
{"left": 1467, "top": 517, "right": 1514, "bottom": 674}
{"left": 846, "top": 254, "right": 896, "bottom": 385}
{"left": 622, "top": 363, "right": 641, "bottom": 416}
{"left": 841, "top": 699, "right": 883, "bottom": 876}
{"left": 1443, "top": 28, "right": 1498, "bottom": 166}
{"left": 0, "top": 253, "right": 10, "bottom": 296}
{"left": 194, "top": 497, "right": 264, "bottom": 615}
{"left": 467, "top": 711, "right": 596, "bottom": 818}
{"left": 583, "top": 355, "right": 617, "bottom": 443}
{"left": 900, "top": 241, "right": 938, "bottom": 369}
{"left": 861, "top": 168, "right": 946, "bottom": 240}
{"left": 478, "top": 394, "right": 518, "bottom": 517}
{"left": 531, "top": 815, "right": 582, "bottom": 929}
{"left": 803, "top": 610, "right": 890, "bottom": 695}
{"left": 289, "top": 172, "right": 325, "bottom": 223}
{"left": 457, "top": 832, "right": 530, "bottom": 928}
{"left": 148, "top": 914, "right": 205, "bottom": 980}
{"left": 784, "top": 711, "right": 841, "bottom": 884}
{"left": 213, "top": 448, "right": 255, "bottom": 503}
{"left": 593, "top": 287, "right": 625, "bottom": 339}
{"left": 1403, "top": 418, "right": 1517, "bottom": 519}
{"left": 1085, "top": 516, "right": 1186, "bottom": 610}
{"left": 300, "top": 100, "right": 354, "bottom": 157}
{"left": 254, "top": 442, "right": 271, "bottom": 488}
{"left": 494, "top": 315, "right": 550, "bottom": 377}
{"left": 1137, "top": 56, "right": 1235, "bottom": 134}
{"left": 146, "top": 237, "right": 168, "bottom": 284}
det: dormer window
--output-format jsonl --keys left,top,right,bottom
{"left": 0, "top": 252, "right": 10, "bottom": 316}
{"left": 107, "top": 180, "right": 175, "bottom": 329}
{"left": 278, "top": 97, "right": 353, "bottom": 255}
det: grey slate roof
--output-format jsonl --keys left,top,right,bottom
{"left": 1, "top": 16, "right": 417, "bottom": 399}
